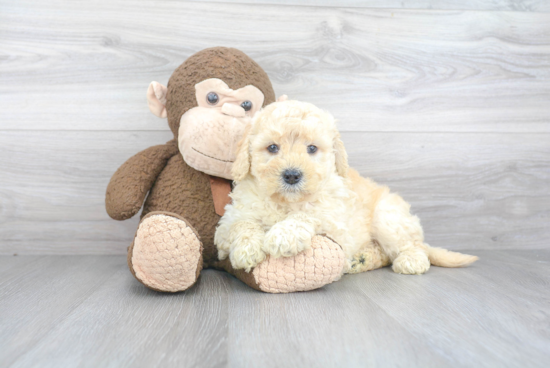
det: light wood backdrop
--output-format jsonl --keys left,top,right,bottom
{"left": 1, "top": 0, "right": 549, "bottom": 254}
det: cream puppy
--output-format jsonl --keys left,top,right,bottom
{"left": 214, "top": 100, "right": 478, "bottom": 274}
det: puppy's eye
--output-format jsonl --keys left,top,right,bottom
{"left": 267, "top": 144, "right": 279, "bottom": 154}
{"left": 206, "top": 92, "right": 219, "bottom": 105}
{"left": 241, "top": 101, "right": 252, "bottom": 111}
{"left": 307, "top": 145, "right": 318, "bottom": 154}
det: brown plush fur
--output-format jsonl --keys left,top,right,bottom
{"left": 106, "top": 142, "right": 179, "bottom": 221}
{"left": 106, "top": 47, "right": 276, "bottom": 271}
{"left": 166, "top": 48, "right": 276, "bottom": 137}
{"left": 141, "top": 153, "right": 220, "bottom": 266}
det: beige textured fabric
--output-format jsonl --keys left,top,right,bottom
{"left": 147, "top": 81, "right": 168, "bottom": 118}
{"left": 252, "top": 235, "right": 345, "bottom": 293}
{"left": 132, "top": 214, "right": 202, "bottom": 292}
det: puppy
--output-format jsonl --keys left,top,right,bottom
{"left": 214, "top": 100, "right": 478, "bottom": 274}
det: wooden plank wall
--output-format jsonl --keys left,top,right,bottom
{"left": 1, "top": 0, "right": 549, "bottom": 254}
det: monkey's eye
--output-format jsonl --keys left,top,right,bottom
{"left": 267, "top": 144, "right": 279, "bottom": 154}
{"left": 241, "top": 101, "right": 252, "bottom": 112}
{"left": 307, "top": 145, "right": 318, "bottom": 154}
{"left": 206, "top": 92, "right": 219, "bottom": 105}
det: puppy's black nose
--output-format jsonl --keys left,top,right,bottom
{"left": 282, "top": 169, "right": 302, "bottom": 185}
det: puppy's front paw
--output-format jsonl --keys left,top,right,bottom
{"left": 230, "top": 240, "right": 266, "bottom": 272}
{"left": 263, "top": 221, "right": 313, "bottom": 258}
{"left": 214, "top": 225, "right": 231, "bottom": 260}
{"left": 220, "top": 221, "right": 266, "bottom": 272}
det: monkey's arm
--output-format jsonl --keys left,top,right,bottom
{"left": 105, "top": 142, "right": 179, "bottom": 220}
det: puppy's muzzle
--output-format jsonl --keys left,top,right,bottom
{"left": 282, "top": 168, "right": 302, "bottom": 185}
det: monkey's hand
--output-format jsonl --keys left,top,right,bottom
{"left": 105, "top": 142, "right": 179, "bottom": 220}
{"left": 263, "top": 213, "right": 319, "bottom": 258}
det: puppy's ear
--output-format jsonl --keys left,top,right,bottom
{"left": 334, "top": 133, "right": 349, "bottom": 177}
{"left": 231, "top": 124, "right": 253, "bottom": 181}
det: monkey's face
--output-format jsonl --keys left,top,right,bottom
{"left": 178, "top": 78, "right": 265, "bottom": 179}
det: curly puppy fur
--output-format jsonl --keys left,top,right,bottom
{"left": 215, "top": 100, "right": 478, "bottom": 274}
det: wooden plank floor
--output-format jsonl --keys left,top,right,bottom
{"left": 1, "top": 250, "right": 548, "bottom": 368}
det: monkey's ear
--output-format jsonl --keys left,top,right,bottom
{"left": 277, "top": 95, "right": 288, "bottom": 102}
{"left": 231, "top": 124, "right": 253, "bottom": 181}
{"left": 334, "top": 133, "right": 349, "bottom": 177}
{"left": 147, "top": 81, "right": 168, "bottom": 118}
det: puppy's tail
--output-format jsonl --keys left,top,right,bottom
{"left": 427, "top": 246, "right": 478, "bottom": 268}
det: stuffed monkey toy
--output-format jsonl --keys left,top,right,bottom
{"left": 105, "top": 47, "right": 389, "bottom": 293}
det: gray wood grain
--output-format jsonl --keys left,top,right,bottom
{"left": 0, "top": 256, "right": 42, "bottom": 277}
{"left": 1, "top": 1, "right": 549, "bottom": 132}
{"left": 197, "top": 0, "right": 550, "bottom": 12}
{"left": 347, "top": 132, "right": 550, "bottom": 252}
{"left": 350, "top": 250, "right": 550, "bottom": 367}
{"left": 0, "top": 256, "right": 124, "bottom": 367}
{"left": 225, "top": 270, "right": 450, "bottom": 367}
{"left": 1, "top": 130, "right": 548, "bottom": 254}
{"left": 1, "top": 251, "right": 549, "bottom": 367}
{"left": 8, "top": 266, "right": 230, "bottom": 368}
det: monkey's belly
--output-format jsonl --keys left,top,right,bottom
{"left": 142, "top": 153, "right": 220, "bottom": 267}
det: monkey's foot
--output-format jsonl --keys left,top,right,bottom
{"left": 128, "top": 212, "right": 203, "bottom": 292}
{"left": 251, "top": 235, "right": 345, "bottom": 293}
